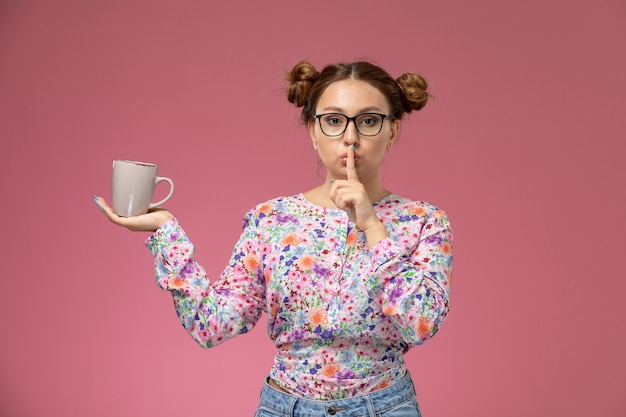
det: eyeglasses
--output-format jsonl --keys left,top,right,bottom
{"left": 314, "top": 113, "right": 389, "bottom": 137}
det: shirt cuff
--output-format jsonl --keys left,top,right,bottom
{"left": 370, "top": 237, "right": 405, "bottom": 271}
{"left": 144, "top": 218, "right": 183, "bottom": 256}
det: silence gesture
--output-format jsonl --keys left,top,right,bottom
{"left": 329, "top": 145, "right": 389, "bottom": 247}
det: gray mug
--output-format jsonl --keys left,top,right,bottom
{"left": 111, "top": 159, "right": 174, "bottom": 217}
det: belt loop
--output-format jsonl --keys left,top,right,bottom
{"left": 364, "top": 394, "right": 377, "bottom": 417}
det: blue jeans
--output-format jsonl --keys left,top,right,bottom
{"left": 254, "top": 372, "right": 422, "bottom": 417}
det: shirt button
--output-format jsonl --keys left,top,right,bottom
{"left": 328, "top": 406, "right": 337, "bottom": 415}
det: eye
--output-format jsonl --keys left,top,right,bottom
{"left": 323, "top": 114, "right": 345, "bottom": 126}
{"left": 358, "top": 114, "right": 381, "bottom": 126}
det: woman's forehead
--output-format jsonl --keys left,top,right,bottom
{"left": 317, "top": 80, "right": 388, "bottom": 112}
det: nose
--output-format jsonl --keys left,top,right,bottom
{"left": 343, "top": 119, "right": 359, "bottom": 145}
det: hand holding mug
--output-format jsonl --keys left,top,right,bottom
{"left": 94, "top": 159, "right": 175, "bottom": 232}
{"left": 94, "top": 196, "right": 173, "bottom": 232}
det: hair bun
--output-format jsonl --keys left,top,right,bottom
{"left": 287, "top": 61, "right": 319, "bottom": 108}
{"left": 396, "top": 72, "right": 430, "bottom": 112}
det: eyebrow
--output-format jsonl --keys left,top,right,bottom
{"left": 321, "top": 106, "right": 384, "bottom": 114}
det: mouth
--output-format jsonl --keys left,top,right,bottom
{"left": 340, "top": 152, "right": 360, "bottom": 165}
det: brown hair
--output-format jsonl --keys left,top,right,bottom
{"left": 287, "top": 60, "right": 429, "bottom": 125}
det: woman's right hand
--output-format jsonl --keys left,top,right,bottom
{"left": 94, "top": 195, "right": 174, "bottom": 232}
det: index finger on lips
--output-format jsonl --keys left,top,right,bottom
{"left": 346, "top": 144, "right": 358, "bottom": 181}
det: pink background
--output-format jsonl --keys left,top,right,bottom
{"left": 1, "top": 1, "right": 625, "bottom": 416}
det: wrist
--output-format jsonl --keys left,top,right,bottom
{"left": 156, "top": 212, "right": 174, "bottom": 229}
{"left": 362, "top": 219, "right": 388, "bottom": 249}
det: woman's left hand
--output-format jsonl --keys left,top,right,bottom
{"left": 330, "top": 146, "right": 388, "bottom": 246}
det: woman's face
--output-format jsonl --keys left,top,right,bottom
{"left": 308, "top": 79, "right": 399, "bottom": 183}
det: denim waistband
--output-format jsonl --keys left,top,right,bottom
{"left": 258, "top": 371, "right": 417, "bottom": 417}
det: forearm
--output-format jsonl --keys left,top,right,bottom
{"left": 145, "top": 216, "right": 265, "bottom": 348}
{"left": 368, "top": 216, "right": 453, "bottom": 345}
{"left": 380, "top": 267, "right": 450, "bottom": 344}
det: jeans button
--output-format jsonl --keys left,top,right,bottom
{"left": 328, "top": 406, "right": 337, "bottom": 415}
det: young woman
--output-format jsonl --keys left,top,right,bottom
{"left": 95, "top": 60, "right": 453, "bottom": 416}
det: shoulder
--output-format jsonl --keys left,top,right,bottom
{"left": 382, "top": 196, "right": 453, "bottom": 249}
{"left": 379, "top": 194, "right": 452, "bottom": 232}
{"left": 381, "top": 194, "right": 446, "bottom": 217}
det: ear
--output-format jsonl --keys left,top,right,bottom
{"left": 387, "top": 119, "right": 400, "bottom": 150}
{"left": 308, "top": 121, "right": 319, "bottom": 150}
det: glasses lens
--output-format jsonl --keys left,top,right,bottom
{"left": 355, "top": 113, "right": 384, "bottom": 136}
{"left": 319, "top": 114, "right": 347, "bottom": 136}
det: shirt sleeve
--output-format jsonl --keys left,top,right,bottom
{"left": 368, "top": 208, "right": 453, "bottom": 346}
{"left": 144, "top": 214, "right": 266, "bottom": 348}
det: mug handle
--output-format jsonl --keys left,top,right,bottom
{"left": 149, "top": 176, "right": 175, "bottom": 209}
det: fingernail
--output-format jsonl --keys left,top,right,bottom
{"left": 93, "top": 195, "right": 104, "bottom": 211}
{"left": 329, "top": 179, "right": 335, "bottom": 184}
{"left": 351, "top": 144, "right": 355, "bottom": 151}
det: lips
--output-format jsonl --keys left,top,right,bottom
{"left": 340, "top": 152, "right": 360, "bottom": 164}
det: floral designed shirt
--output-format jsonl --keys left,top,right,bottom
{"left": 145, "top": 193, "right": 453, "bottom": 400}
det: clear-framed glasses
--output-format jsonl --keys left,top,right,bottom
{"left": 314, "top": 113, "right": 389, "bottom": 137}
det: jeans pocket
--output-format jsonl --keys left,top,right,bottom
{"left": 254, "top": 405, "right": 286, "bottom": 417}
{"left": 376, "top": 397, "right": 422, "bottom": 417}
